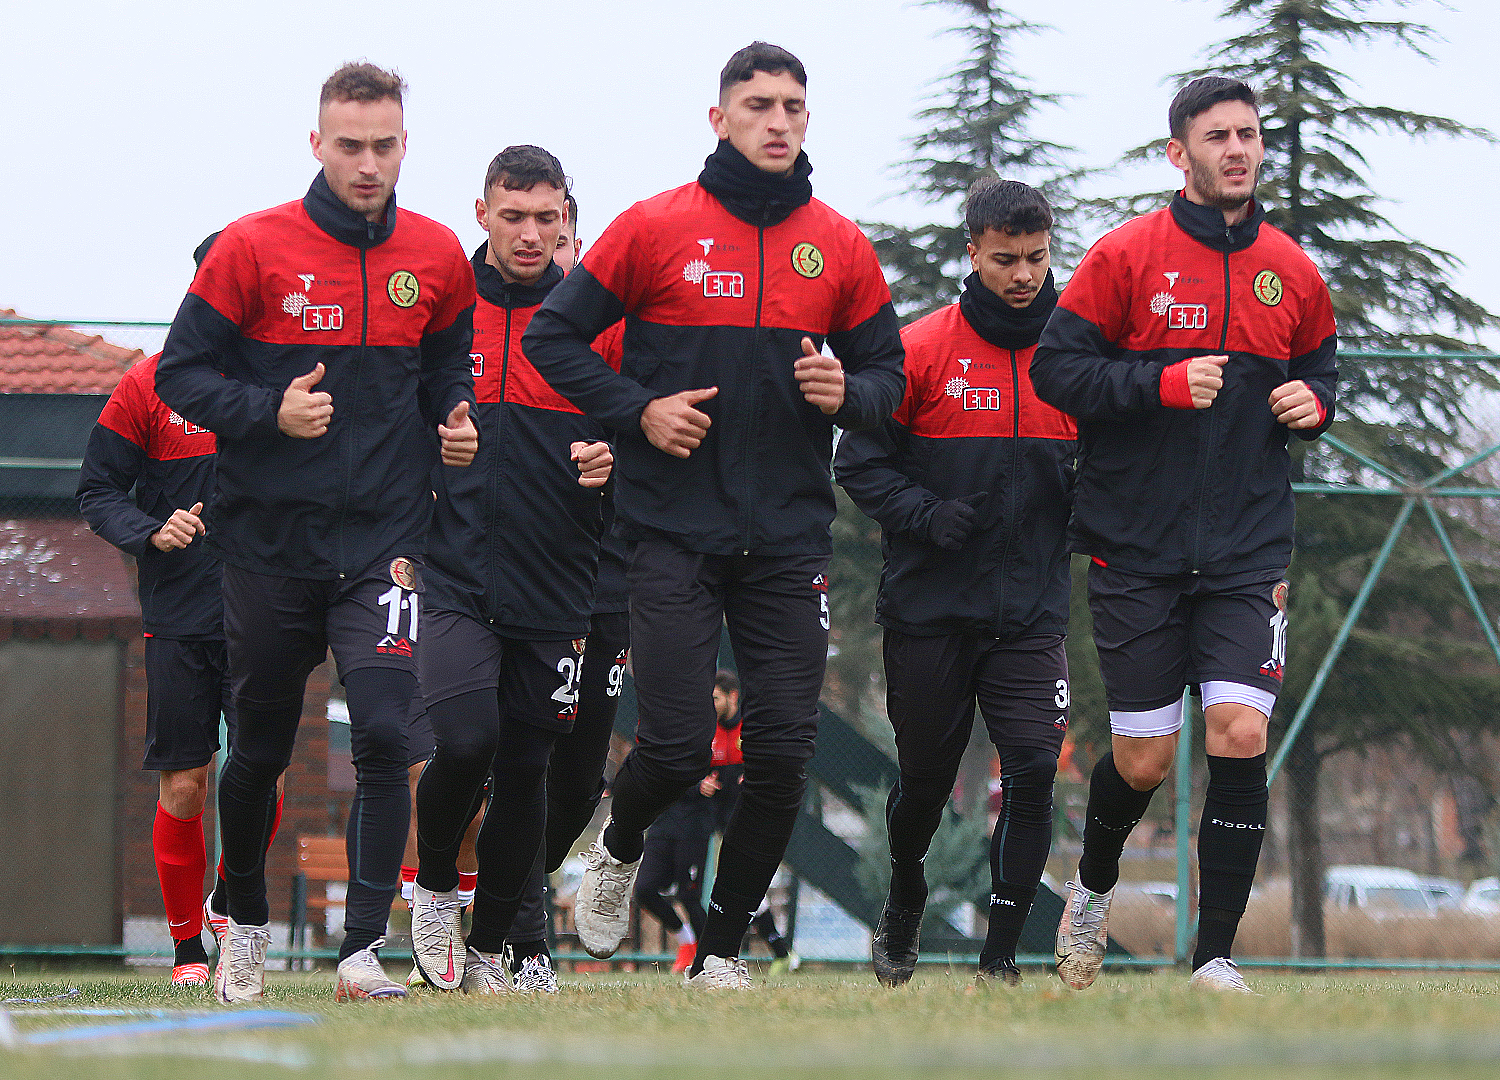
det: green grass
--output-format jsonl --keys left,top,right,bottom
{"left": 6, "top": 966, "right": 1500, "bottom": 1079}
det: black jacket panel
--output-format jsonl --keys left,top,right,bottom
{"left": 1032, "top": 196, "right": 1338, "bottom": 575}
{"left": 156, "top": 173, "right": 476, "bottom": 580}
{"left": 77, "top": 354, "right": 222, "bottom": 638}
{"left": 524, "top": 180, "right": 904, "bottom": 556}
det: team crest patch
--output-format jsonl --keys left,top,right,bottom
{"left": 791, "top": 243, "right": 824, "bottom": 279}
{"left": 1253, "top": 270, "right": 1283, "bottom": 307}
{"left": 389, "top": 557, "right": 417, "bottom": 591}
{"left": 1272, "top": 580, "right": 1289, "bottom": 612}
{"left": 387, "top": 270, "right": 420, "bottom": 308}
{"left": 572, "top": 638, "right": 587, "bottom": 655}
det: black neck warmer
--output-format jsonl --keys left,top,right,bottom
{"left": 471, "top": 243, "right": 563, "bottom": 309}
{"left": 958, "top": 269, "right": 1058, "bottom": 351}
{"left": 303, "top": 171, "right": 396, "bottom": 249}
{"left": 698, "top": 140, "right": 814, "bottom": 227}
{"left": 1169, "top": 191, "right": 1265, "bottom": 253}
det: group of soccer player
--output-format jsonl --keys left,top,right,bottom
{"left": 78, "top": 37, "right": 1336, "bottom": 1002}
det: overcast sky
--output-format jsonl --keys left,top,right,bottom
{"left": 3, "top": 0, "right": 1494, "bottom": 346}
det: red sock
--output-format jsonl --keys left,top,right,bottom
{"left": 154, "top": 804, "right": 207, "bottom": 941}
{"left": 458, "top": 871, "right": 478, "bottom": 903}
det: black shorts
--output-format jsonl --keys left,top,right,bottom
{"left": 418, "top": 607, "right": 586, "bottom": 735}
{"left": 222, "top": 559, "right": 422, "bottom": 708}
{"left": 1088, "top": 563, "right": 1288, "bottom": 714}
{"left": 406, "top": 694, "right": 435, "bottom": 768}
{"left": 142, "top": 636, "right": 233, "bottom": 771}
{"left": 883, "top": 630, "right": 1069, "bottom": 774}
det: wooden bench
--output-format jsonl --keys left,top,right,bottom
{"left": 289, "top": 836, "right": 347, "bottom": 963}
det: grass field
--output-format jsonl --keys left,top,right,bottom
{"left": 6, "top": 965, "right": 1500, "bottom": 1080}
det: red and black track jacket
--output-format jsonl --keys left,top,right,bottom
{"left": 589, "top": 321, "right": 629, "bottom": 616}
{"left": 77, "top": 354, "right": 221, "bottom": 639}
{"left": 836, "top": 290, "right": 1078, "bottom": 638}
{"left": 523, "top": 172, "right": 905, "bottom": 556}
{"left": 156, "top": 173, "right": 476, "bottom": 581}
{"left": 426, "top": 249, "right": 618, "bottom": 639}
{"left": 1032, "top": 195, "right": 1337, "bottom": 576}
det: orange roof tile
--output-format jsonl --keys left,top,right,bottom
{"left": 0, "top": 309, "right": 144, "bottom": 394}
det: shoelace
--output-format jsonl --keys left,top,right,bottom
{"left": 515, "top": 956, "right": 558, "bottom": 993}
{"left": 699, "top": 958, "right": 751, "bottom": 988}
{"left": 1199, "top": 958, "right": 1249, "bottom": 989}
{"left": 1067, "top": 886, "right": 1108, "bottom": 954}
{"left": 468, "top": 952, "right": 510, "bottom": 990}
{"left": 344, "top": 938, "right": 391, "bottom": 982}
{"left": 228, "top": 928, "right": 270, "bottom": 991}
{"left": 584, "top": 846, "right": 631, "bottom": 916}
{"left": 414, "top": 894, "right": 463, "bottom": 947}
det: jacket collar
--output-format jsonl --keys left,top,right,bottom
{"left": 697, "top": 139, "right": 814, "bottom": 227}
{"left": 302, "top": 171, "right": 397, "bottom": 250}
{"left": 1169, "top": 191, "right": 1265, "bottom": 254}
{"left": 472, "top": 243, "right": 563, "bottom": 309}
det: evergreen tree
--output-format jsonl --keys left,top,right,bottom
{"left": 864, "top": 0, "right": 1085, "bottom": 318}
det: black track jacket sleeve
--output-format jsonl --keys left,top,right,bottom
{"left": 826, "top": 304, "right": 905, "bottom": 432}
{"left": 523, "top": 267, "right": 656, "bottom": 431}
{"left": 420, "top": 304, "right": 477, "bottom": 427}
{"left": 834, "top": 419, "right": 939, "bottom": 538}
{"left": 1287, "top": 333, "right": 1338, "bottom": 440}
{"left": 77, "top": 424, "right": 159, "bottom": 557}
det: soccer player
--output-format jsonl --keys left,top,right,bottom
{"left": 78, "top": 235, "right": 286, "bottom": 989}
{"left": 1032, "top": 76, "right": 1337, "bottom": 994}
{"left": 526, "top": 41, "right": 905, "bottom": 989}
{"left": 835, "top": 179, "right": 1077, "bottom": 989}
{"left": 156, "top": 63, "right": 479, "bottom": 1003}
{"left": 408, "top": 146, "right": 614, "bottom": 996}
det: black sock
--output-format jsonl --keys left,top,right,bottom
{"left": 1193, "top": 752, "right": 1268, "bottom": 967}
{"left": 174, "top": 934, "right": 209, "bottom": 966}
{"left": 978, "top": 882, "right": 1037, "bottom": 968}
{"left": 507, "top": 938, "right": 549, "bottom": 971}
{"left": 692, "top": 891, "right": 757, "bottom": 976}
{"left": 1078, "top": 753, "right": 1161, "bottom": 895}
{"left": 1193, "top": 906, "right": 1242, "bottom": 970}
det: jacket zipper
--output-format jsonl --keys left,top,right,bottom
{"left": 340, "top": 244, "right": 371, "bottom": 577}
{"left": 1190, "top": 244, "right": 1234, "bottom": 574}
{"left": 488, "top": 300, "right": 514, "bottom": 620}
{"left": 997, "top": 347, "right": 1022, "bottom": 632}
{"left": 740, "top": 220, "right": 767, "bottom": 555}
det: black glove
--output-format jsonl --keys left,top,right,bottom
{"left": 925, "top": 491, "right": 988, "bottom": 551}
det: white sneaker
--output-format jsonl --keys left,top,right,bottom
{"left": 410, "top": 881, "right": 465, "bottom": 990}
{"left": 512, "top": 952, "right": 560, "bottom": 995}
{"left": 573, "top": 825, "right": 640, "bottom": 959}
{"left": 684, "top": 955, "right": 752, "bottom": 990}
{"left": 213, "top": 918, "right": 271, "bottom": 1005}
{"left": 203, "top": 894, "right": 228, "bottom": 955}
{"left": 460, "top": 948, "right": 513, "bottom": 995}
{"left": 335, "top": 938, "right": 408, "bottom": 1001}
{"left": 1055, "top": 880, "right": 1112, "bottom": 991}
{"left": 1190, "top": 956, "right": 1258, "bottom": 995}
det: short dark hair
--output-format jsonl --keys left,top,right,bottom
{"left": 483, "top": 145, "right": 569, "bottom": 199}
{"left": 714, "top": 670, "right": 740, "bottom": 695}
{"left": 320, "top": 62, "right": 406, "bottom": 109}
{"left": 192, "top": 231, "right": 221, "bottom": 270}
{"left": 719, "top": 41, "right": 806, "bottom": 97}
{"left": 965, "top": 178, "right": 1053, "bottom": 239}
{"left": 564, "top": 194, "right": 578, "bottom": 232}
{"left": 1168, "top": 76, "right": 1258, "bottom": 140}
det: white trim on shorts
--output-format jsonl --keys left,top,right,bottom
{"left": 1200, "top": 680, "right": 1276, "bottom": 720}
{"left": 1109, "top": 693, "right": 1187, "bottom": 738}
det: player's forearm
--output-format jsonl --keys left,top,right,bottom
{"left": 834, "top": 427, "right": 938, "bottom": 536}
{"left": 1288, "top": 335, "right": 1339, "bottom": 440}
{"left": 76, "top": 428, "right": 160, "bottom": 556}
{"left": 525, "top": 274, "right": 655, "bottom": 429}
{"left": 419, "top": 307, "right": 478, "bottom": 423}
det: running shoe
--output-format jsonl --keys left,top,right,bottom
{"left": 974, "top": 958, "right": 1022, "bottom": 988}
{"left": 671, "top": 941, "right": 696, "bottom": 974}
{"left": 460, "top": 948, "right": 514, "bottom": 995}
{"left": 335, "top": 938, "right": 408, "bottom": 1001}
{"left": 203, "top": 894, "right": 228, "bottom": 955}
{"left": 171, "top": 962, "right": 210, "bottom": 987}
{"left": 871, "top": 904, "right": 923, "bottom": 988}
{"left": 213, "top": 919, "right": 271, "bottom": 1005}
{"left": 573, "top": 824, "right": 640, "bottom": 959}
{"left": 410, "top": 881, "right": 465, "bottom": 990}
{"left": 1190, "top": 956, "right": 1257, "bottom": 994}
{"left": 1055, "top": 880, "right": 1112, "bottom": 990}
{"left": 512, "top": 952, "right": 559, "bottom": 995}
{"left": 767, "top": 950, "right": 801, "bottom": 977}
{"left": 684, "top": 955, "right": 752, "bottom": 990}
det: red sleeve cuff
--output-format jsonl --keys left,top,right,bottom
{"left": 1311, "top": 393, "right": 1327, "bottom": 427}
{"left": 1159, "top": 360, "right": 1195, "bottom": 409}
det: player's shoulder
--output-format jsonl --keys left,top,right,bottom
{"left": 1098, "top": 206, "right": 1173, "bottom": 251}
{"left": 802, "top": 197, "right": 876, "bottom": 248}
{"left": 900, "top": 302, "right": 964, "bottom": 350}
{"left": 394, "top": 206, "right": 464, "bottom": 251}
{"left": 221, "top": 198, "right": 306, "bottom": 243}
{"left": 118, "top": 352, "right": 162, "bottom": 391}
{"left": 632, "top": 181, "right": 710, "bottom": 223}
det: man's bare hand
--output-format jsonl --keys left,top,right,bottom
{"left": 794, "top": 336, "right": 845, "bottom": 415}
{"left": 699, "top": 771, "right": 722, "bottom": 797}
{"left": 439, "top": 401, "right": 478, "bottom": 466}
{"left": 278, "top": 364, "right": 332, "bottom": 438}
{"left": 1185, "top": 354, "right": 1229, "bottom": 408}
{"left": 572, "top": 440, "right": 613, "bottom": 487}
{"left": 1269, "top": 380, "right": 1322, "bottom": 429}
{"left": 151, "top": 501, "right": 206, "bottom": 552}
{"left": 641, "top": 387, "right": 717, "bottom": 458}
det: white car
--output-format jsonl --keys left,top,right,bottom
{"left": 1463, "top": 876, "right": 1500, "bottom": 914}
{"left": 1324, "top": 865, "right": 1440, "bottom": 916}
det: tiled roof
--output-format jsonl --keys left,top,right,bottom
{"left": 0, "top": 310, "right": 142, "bottom": 394}
{"left": 0, "top": 518, "right": 139, "bottom": 619}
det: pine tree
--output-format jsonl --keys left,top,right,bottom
{"left": 864, "top": 0, "right": 1084, "bottom": 318}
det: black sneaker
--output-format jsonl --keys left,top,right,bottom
{"left": 975, "top": 958, "right": 1022, "bottom": 987}
{"left": 871, "top": 904, "right": 923, "bottom": 988}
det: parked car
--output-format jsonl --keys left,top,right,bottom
{"left": 1324, "top": 865, "right": 1440, "bottom": 916}
{"left": 1463, "top": 876, "right": 1500, "bottom": 914}
{"left": 1417, "top": 875, "right": 1465, "bottom": 910}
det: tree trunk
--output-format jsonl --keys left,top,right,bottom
{"left": 1285, "top": 734, "right": 1326, "bottom": 960}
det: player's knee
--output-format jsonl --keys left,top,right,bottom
{"left": 891, "top": 772, "right": 953, "bottom": 816}
{"left": 159, "top": 767, "right": 210, "bottom": 815}
{"left": 997, "top": 746, "right": 1058, "bottom": 824}
{"left": 1114, "top": 748, "right": 1171, "bottom": 791}
{"left": 740, "top": 754, "right": 808, "bottom": 811}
